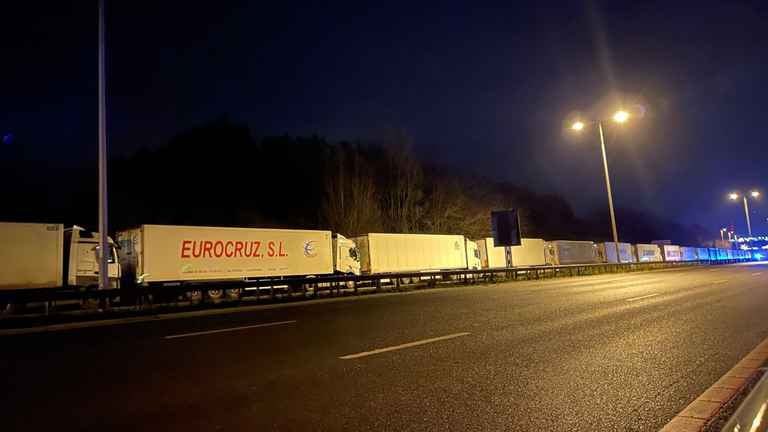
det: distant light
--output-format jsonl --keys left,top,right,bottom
{"left": 613, "top": 111, "right": 629, "bottom": 122}
{"left": 2, "top": 134, "right": 12, "bottom": 145}
{"left": 729, "top": 193, "right": 739, "bottom": 200}
{"left": 572, "top": 122, "right": 584, "bottom": 131}
{"left": 751, "top": 191, "right": 760, "bottom": 198}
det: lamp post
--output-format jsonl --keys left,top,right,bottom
{"left": 729, "top": 191, "right": 760, "bottom": 238}
{"left": 720, "top": 228, "right": 726, "bottom": 243}
{"left": 571, "top": 110, "right": 629, "bottom": 264}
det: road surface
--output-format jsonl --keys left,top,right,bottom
{"left": 3, "top": 262, "right": 768, "bottom": 431}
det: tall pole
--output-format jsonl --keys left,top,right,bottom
{"left": 98, "top": 0, "right": 109, "bottom": 290}
{"left": 598, "top": 122, "right": 622, "bottom": 263}
{"left": 720, "top": 229, "right": 725, "bottom": 242}
{"left": 743, "top": 196, "right": 752, "bottom": 237}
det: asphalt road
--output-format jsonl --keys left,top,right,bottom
{"left": 3, "top": 262, "right": 768, "bottom": 432}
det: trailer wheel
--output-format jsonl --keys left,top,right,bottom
{"left": 205, "top": 290, "right": 223, "bottom": 300}
{"left": 343, "top": 280, "right": 355, "bottom": 290}
{"left": 399, "top": 277, "right": 412, "bottom": 285}
{"left": 82, "top": 285, "right": 101, "bottom": 309}
{"left": 183, "top": 291, "right": 201, "bottom": 302}
{"left": 0, "top": 301, "right": 14, "bottom": 316}
{"left": 225, "top": 289, "right": 242, "bottom": 300}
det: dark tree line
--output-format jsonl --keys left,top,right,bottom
{"left": 0, "top": 118, "right": 716, "bottom": 245}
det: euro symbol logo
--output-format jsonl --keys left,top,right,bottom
{"left": 303, "top": 241, "right": 318, "bottom": 258}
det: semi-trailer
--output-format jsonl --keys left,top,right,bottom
{"left": 680, "top": 246, "right": 698, "bottom": 261}
{"left": 0, "top": 222, "right": 121, "bottom": 312}
{"left": 511, "top": 238, "right": 548, "bottom": 267}
{"left": 476, "top": 237, "right": 548, "bottom": 268}
{"left": 116, "top": 225, "right": 360, "bottom": 298}
{"left": 596, "top": 242, "right": 635, "bottom": 263}
{"left": 634, "top": 244, "right": 662, "bottom": 262}
{"left": 351, "top": 233, "right": 481, "bottom": 277}
{"left": 545, "top": 241, "right": 599, "bottom": 265}
{"left": 660, "top": 245, "right": 682, "bottom": 262}
{"left": 696, "top": 247, "right": 711, "bottom": 260}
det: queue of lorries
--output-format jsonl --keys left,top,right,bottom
{"left": 0, "top": 222, "right": 754, "bottom": 297}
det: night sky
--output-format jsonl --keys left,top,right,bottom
{"left": 2, "top": 1, "right": 767, "bottom": 235}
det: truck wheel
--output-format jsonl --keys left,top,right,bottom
{"left": 0, "top": 301, "right": 14, "bottom": 316}
{"left": 225, "top": 289, "right": 242, "bottom": 300}
{"left": 399, "top": 277, "right": 411, "bottom": 285}
{"left": 344, "top": 280, "right": 355, "bottom": 290}
{"left": 82, "top": 286, "right": 101, "bottom": 309}
{"left": 205, "top": 290, "right": 223, "bottom": 300}
{"left": 183, "top": 291, "right": 201, "bottom": 301}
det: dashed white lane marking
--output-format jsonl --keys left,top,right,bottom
{"left": 713, "top": 280, "right": 728, "bottom": 284}
{"left": 626, "top": 294, "right": 660, "bottom": 301}
{"left": 752, "top": 272, "right": 763, "bottom": 276}
{"left": 709, "top": 269, "right": 720, "bottom": 272}
{"left": 165, "top": 320, "right": 296, "bottom": 339}
{"left": 339, "top": 332, "right": 471, "bottom": 360}
{"left": 492, "top": 291, "right": 532, "bottom": 296}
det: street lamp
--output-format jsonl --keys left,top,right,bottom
{"left": 720, "top": 228, "right": 727, "bottom": 242}
{"left": 729, "top": 191, "right": 760, "bottom": 237}
{"left": 571, "top": 110, "right": 629, "bottom": 263}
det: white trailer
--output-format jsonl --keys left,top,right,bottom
{"left": 351, "top": 233, "right": 481, "bottom": 274}
{"left": 511, "top": 238, "right": 547, "bottom": 267}
{"left": 477, "top": 237, "right": 508, "bottom": 269}
{"left": 661, "top": 245, "right": 682, "bottom": 262}
{"left": 545, "top": 241, "right": 599, "bottom": 265}
{"left": 634, "top": 244, "right": 662, "bottom": 262}
{"left": 0, "top": 222, "right": 120, "bottom": 291}
{"left": 596, "top": 242, "right": 635, "bottom": 263}
{"left": 696, "top": 247, "right": 710, "bottom": 260}
{"left": 117, "top": 225, "right": 360, "bottom": 287}
{"left": 680, "top": 247, "right": 697, "bottom": 261}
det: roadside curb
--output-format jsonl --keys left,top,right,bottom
{"left": 659, "top": 338, "right": 768, "bottom": 432}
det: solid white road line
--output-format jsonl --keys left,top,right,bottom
{"left": 752, "top": 272, "right": 763, "bottom": 276}
{"left": 339, "top": 332, "right": 471, "bottom": 360}
{"left": 713, "top": 280, "right": 728, "bottom": 284}
{"left": 164, "top": 320, "right": 296, "bottom": 339}
{"left": 626, "top": 294, "right": 660, "bottom": 301}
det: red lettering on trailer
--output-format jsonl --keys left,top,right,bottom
{"left": 225, "top": 241, "right": 234, "bottom": 257}
{"left": 181, "top": 240, "right": 192, "bottom": 258}
{"left": 213, "top": 241, "right": 224, "bottom": 258}
{"left": 192, "top": 241, "right": 203, "bottom": 258}
{"left": 234, "top": 241, "right": 244, "bottom": 257}
{"left": 268, "top": 242, "right": 275, "bottom": 257}
{"left": 202, "top": 241, "right": 214, "bottom": 258}
{"left": 253, "top": 241, "right": 261, "bottom": 258}
{"left": 278, "top": 241, "right": 287, "bottom": 257}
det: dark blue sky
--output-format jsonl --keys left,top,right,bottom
{"left": 2, "top": 0, "right": 767, "bottom": 234}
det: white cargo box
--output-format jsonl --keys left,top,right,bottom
{"left": 511, "top": 238, "right": 547, "bottom": 267}
{"left": 680, "top": 247, "right": 697, "bottom": 261}
{"left": 546, "top": 241, "right": 598, "bottom": 265}
{"left": 0, "top": 222, "right": 64, "bottom": 290}
{"left": 477, "top": 237, "right": 508, "bottom": 269}
{"left": 598, "top": 242, "right": 635, "bottom": 263}
{"left": 696, "top": 247, "right": 710, "bottom": 260}
{"left": 661, "top": 245, "right": 682, "bottom": 262}
{"left": 635, "top": 244, "right": 662, "bottom": 262}
{"left": 352, "top": 233, "right": 468, "bottom": 274}
{"left": 117, "top": 225, "right": 335, "bottom": 285}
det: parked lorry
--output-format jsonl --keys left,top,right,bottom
{"left": 511, "top": 238, "right": 548, "bottom": 267}
{"left": 477, "top": 237, "right": 508, "bottom": 269}
{"left": 596, "top": 242, "right": 635, "bottom": 263}
{"left": 0, "top": 222, "right": 120, "bottom": 291}
{"left": 696, "top": 247, "right": 711, "bottom": 260}
{"left": 660, "top": 245, "right": 682, "bottom": 262}
{"left": 476, "top": 237, "right": 548, "bottom": 268}
{"left": 634, "top": 244, "right": 662, "bottom": 262}
{"left": 680, "top": 247, "right": 697, "bottom": 261}
{"left": 545, "top": 241, "right": 599, "bottom": 265}
{"left": 116, "top": 225, "right": 360, "bottom": 296}
{"left": 351, "top": 233, "right": 481, "bottom": 275}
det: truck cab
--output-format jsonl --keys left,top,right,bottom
{"left": 64, "top": 226, "right": 121, "bottom": 289}
{"left": 465, "top": 239, "right": 482, "bottom": 270}
{"left": 333, "top": 234, "right": 361, "bottom": 276}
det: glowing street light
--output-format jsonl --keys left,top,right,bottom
{"left": 569, "top": 110, "right": 632, "bottom": 263}
{"left": 720, "top": 228, "right": 727, "bottom": 242}
{"left": 729, "top": 191, "right": 761, "bottom": 237}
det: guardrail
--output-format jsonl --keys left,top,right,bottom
{"left": 0, "top": 259, "right": 748, "bottom": 317}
